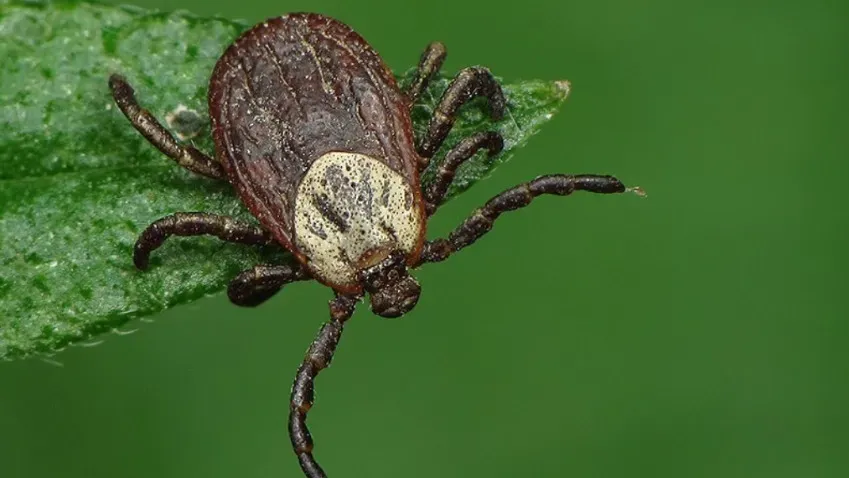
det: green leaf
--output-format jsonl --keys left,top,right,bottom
{"left": 0, "top": 0, "right": 571, "bottom": 360}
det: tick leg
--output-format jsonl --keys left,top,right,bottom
{"left": 227, "top": 263, "right": 310, "bottom": 307}
{"left": 290, "top": 293, "right": 360, "bottom": 478}
{"left": 134, "top": 212, "right": 274, "bottom": 270}
{"left": 418, "top": 174, "right": 642, "bottom": 264}
{"left": 423, "top": 131, "right": 504, "bottom": 215}
{"left": 109, "top": 74, "right": 225, "bottom": 180}
{"left": 417, "top": 67, "right": 506, "bottom": 162}
{"left": 405, "top": 41, "right": 447, "bottom": 106}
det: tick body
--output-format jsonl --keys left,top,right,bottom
{"left": 109, "top": 12, "right": 641, "bottom": 478}
{"left": 209, "top": 16, "right": 426, "bottom": 297}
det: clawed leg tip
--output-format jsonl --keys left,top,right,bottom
{"left": 108, "top": 73, "right": 129, "bottom": 90}
{"left": 132, "top": 255, "right": 150, "bottom": 271}
{"left": 228, "top": 298, "right": 259, "bottom": 308}
{"left": 626, "top": 186, "right": 647, "bottom": 198}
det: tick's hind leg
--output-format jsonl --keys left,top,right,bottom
{"left": 423, "top": 131, "right": 504, "bottom": 215}
{"left": 134, "top": 212, "right": 274, "bottom": 270}
{"left": 109, "top": 74, "right": 225, "bottom": 180}
{"left": 227, "top": 263, "right": 310, "bottom": 307}
{"left": 405, "top": 41, "right": 447, "bottom": 106}
{"left": 419, "top": 175, "right": 644, "bottom": 264}
{"left": 417, "top": 67, "right": 506, "bottom": 162}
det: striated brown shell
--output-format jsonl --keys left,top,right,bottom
{"left": 208, "top": 13, "right": 425, "bottom": 272}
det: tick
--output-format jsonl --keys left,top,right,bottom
{"left": 109, "top": 12, "right": 641, "bottom": 478}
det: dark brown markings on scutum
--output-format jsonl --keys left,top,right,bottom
{"left": 324, "top": 164, "right": 356, "bottom": 221}
{"left": 359, "top": 166, "right": 375, "bottom": 221}
{"left": 324, "top": 163, "right": 347, "bottom": 190}
{"left": 380, "top": 175, "right": 391, "bottom": 207}
{"left": 379, "top": 220, "right": 399, "bottom": 243}
{"left": 306, "top": 220, "right": 328, "bottom": 240}
{"left": 313, "top": 193, "right": 350, "bottom": 233}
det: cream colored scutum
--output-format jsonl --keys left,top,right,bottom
{"left": 294, "top": 152, "right": 422, "bottom": 288}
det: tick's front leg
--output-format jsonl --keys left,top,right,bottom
{"left": 289, "top": 293, "right": 360, "bottom": 478}
{"left": 419, "top": 174, "right": 643, "bottom": 264}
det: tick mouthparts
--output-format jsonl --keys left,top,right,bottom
{"left": 626, "top": 186, "right": 647, "bottom": 197}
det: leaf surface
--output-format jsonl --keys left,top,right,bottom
{"left": 0, "top": 0, "right": 571, "bottom": 360}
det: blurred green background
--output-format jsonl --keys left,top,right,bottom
{"left": 2, "top": 0, "right": 847, "bottom": 477}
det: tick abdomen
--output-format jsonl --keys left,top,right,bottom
{"left": 207, "top": 13, "right": 423, "bottom": 273}
{"left": 294, "top": 152, "right": 423, "bottom": 290}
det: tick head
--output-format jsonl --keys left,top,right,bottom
{"left": 358, "top": 249, "right": 421, "bottom": 318}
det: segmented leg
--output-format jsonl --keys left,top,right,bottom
{"left": 227, "top": 263, "right": 310, "bottom": 307}
{"left": 109, "top": 74, "right": 225, "bottom": 180}
{"left": 405, "top": 41, "right": 447, "bottom": 106}
{"left": 419, "top": 175, "right": 643, "bottom": 264}
{"left": 417, "top": 67, "right": 506, "bottom": 162}
{"left": 134, "top": 212, "right": 274, "bottom": 270}
{"left": 290, "top": 293, "right": 361, "bottom": 478}
{"left": 423, "top": 131, "right": 504, "bottom": 215}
